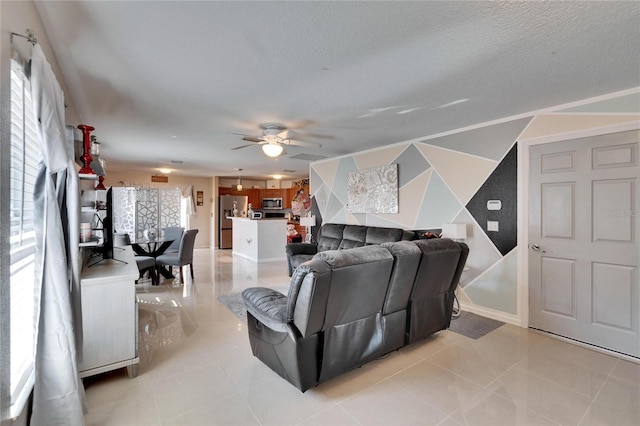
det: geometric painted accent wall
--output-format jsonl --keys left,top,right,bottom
{"left": 466, "top": 143, "right": 518, "bottom": 256}
{"left": 310, "top": 92, "right": 639, "bottom": 320}
{"left": 310, "top": 119, "right": 531, "bottom": 317}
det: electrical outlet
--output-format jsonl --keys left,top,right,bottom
{"left": 487, "top": 221, "right": 499, "bottom": 232}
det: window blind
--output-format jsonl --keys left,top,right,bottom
{"left": 9, "top": 57, "right": 40, "bottom": 417}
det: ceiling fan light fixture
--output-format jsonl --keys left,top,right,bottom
{"left": 262, "top": 142, "right": 284, "bottom": 158}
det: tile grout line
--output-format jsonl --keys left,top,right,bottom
{"left": 575, "top": 357, "right": 620, "bottom": 425}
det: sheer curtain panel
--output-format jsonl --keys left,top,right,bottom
{"left": 29, "top": 44, "right": 86, "bottom": 425}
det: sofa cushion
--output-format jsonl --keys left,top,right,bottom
{"left": 316, "top": 245, "right": 393, "bottom": 325}
{"left": 316, "top": 223, "right": 345, "bottom": 251}
{"left": 381, "top": 241, "right": 422, "bottom": 315}
{"left": 365, "top": 227, "right": 405, "bottom": 245}
{"left": 336, "top": 225, "right": 367, "bottom": 250}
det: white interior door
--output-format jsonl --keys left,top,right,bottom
{"left": 529, "top": 130, "right": 639, "bottom": 358}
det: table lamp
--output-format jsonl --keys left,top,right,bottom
{"left": 300, "top": 215, "right": 316, "bottom": 243}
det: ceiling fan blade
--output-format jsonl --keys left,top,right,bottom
{"left": 282, "top": 139, "right": 322, "bottom": 148}
{"left": 231, "top": 144, "right": 256, "bottom": 150}
{"left": 287, "top": 119, "right": 317, "bottom": 129}
{"left": 295, "top": 132, "right": 336, "bottom": 141}
{"left": 277, "top": 129, "right": 299, "bottom": 140}
{"left": 241, "top": 136, "right": 265, "bottom": 143}
{"left": 229, "top": 131, "right": 257, "bottom": 137}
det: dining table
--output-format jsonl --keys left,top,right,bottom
{"left": 129, "top": 238, "right": 175, "bottom": 278}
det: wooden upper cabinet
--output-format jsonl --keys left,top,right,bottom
{"left": 246, "top": 189, "right": 261, "bottom": 209}
{"left": 218, "top": 187, "right": 245, "bottom": 197}
{"left": 284, "top": 188, "right": 299, "bottom": 209}
{"left": 262, "top": 188, "right": 283, "bottom": 198}
{"left": 220, "top": 184, "right": 309, "bottom": 209}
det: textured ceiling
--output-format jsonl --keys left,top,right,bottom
{"left": 34, "top": 1, "right": 640, "bottom": 179}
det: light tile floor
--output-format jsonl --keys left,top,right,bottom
{"left": 83, "top": 248, "right": 640, "bottom": 425}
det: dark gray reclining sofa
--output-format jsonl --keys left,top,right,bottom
{"left": 285, "top": 223, "right": 415, "bottom": 276}
{"left": 242, "top": 238, "right": 469, "bottom": 391}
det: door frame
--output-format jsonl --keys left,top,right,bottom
{"left": 517, "top": 120, "right": 640, "bottom": 329}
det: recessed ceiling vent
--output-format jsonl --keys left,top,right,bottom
{"left": 289, "top": 153, "right": 328, "bottom": 161}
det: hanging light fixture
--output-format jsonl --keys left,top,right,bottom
{"left": 262, "top": 141, "right": 284, "bottom": 158}
{"left": 236, "top": 177, "right": 243, "bottom": 191}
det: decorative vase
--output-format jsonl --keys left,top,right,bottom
{"left": 232, "top": 201, "right": 238, "bottom": 217}
{"left": 143, "top": 228, "right": 158, "bottom": 241}
{"left": 78, "top": 124, "right": 95, "bottom": 175}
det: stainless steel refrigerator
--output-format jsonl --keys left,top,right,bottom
{"left": 218, "top": 195, "right": 248, "bottom": 249}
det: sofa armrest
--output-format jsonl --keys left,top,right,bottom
{"left": 286, "top": 243, "right": 319, "bottom": 276}
{"left": 241, "top": 287, "right": 289, "bottom": 333}
{"left": 285, "top": 242, "right": 319, "bottom": 257}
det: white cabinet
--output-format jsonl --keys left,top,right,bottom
{"left": 79, "top": 247, "right": 139, "bottom": 378}
{"left": 231, "top": 218, "right": 287, "bottom": 262}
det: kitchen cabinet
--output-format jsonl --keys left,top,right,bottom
{"left": 219, "top": 187, "right": 244, "bottom": 196}
{"left": 262, "top": 188, "right": 284, "bottom": 198}
{"left": 220, "top": 185, "right": 310, "bottom": 211}
{"left": 219, "top": 187, "right": 260, "bottom": 210}
{"left": 245, "top": 188, "right": 261, "bottom": 209}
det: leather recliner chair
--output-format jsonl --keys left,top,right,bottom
{"left": 406, "top": 238, "right": 469, "bottom": 343}
{"left": 242, "top": 238, "right": 468, "bottom": 392}
{"left": 242, "top": 245, "right": 399, "bottom": 391}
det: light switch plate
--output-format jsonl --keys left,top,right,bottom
{"left": 487, "top": 221, "right": 499, "bottom": 232}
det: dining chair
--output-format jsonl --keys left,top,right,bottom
{"left": 155, "top": 229, "right": 198, "bottom": 284}
{"left": 162, "top": 226, "right": 184, "bottom": 253}
{"left": 114, "top": 233, "right": 158, "bottom": 285}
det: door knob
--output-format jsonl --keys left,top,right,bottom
{"left": 531, "top": 244, "right": 546, "bottom": 254}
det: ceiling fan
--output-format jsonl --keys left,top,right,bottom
{"left": 231, "top": 123, "right": 322, "bottom": 158}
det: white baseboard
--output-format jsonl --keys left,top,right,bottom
{"left": 458, "top": 301, "right": 523, "bottom": 327}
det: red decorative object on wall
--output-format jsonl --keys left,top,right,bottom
{"left": 78, "top": 124, "right": 95, "bottom": 175}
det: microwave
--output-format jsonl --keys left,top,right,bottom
{"left": 262, "top": 197, "right": 283, "bottom": 209}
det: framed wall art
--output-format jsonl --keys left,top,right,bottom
{"left": 347, "top": 164, "right": 398, "bottom": 214}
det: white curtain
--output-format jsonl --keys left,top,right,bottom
{"left": 30, "top": 44, "right": 86, "bottom": 425}
{"left": 179, "top": 184, "right": 196, "bottom": 215}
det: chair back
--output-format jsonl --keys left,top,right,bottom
{"left": 113, "top": 233, "right": 131, "bottom": 247}
{"left": 304, "top": 246, "right": 395, "bottom": 382}
{"left": 178, "top": 229, "right": 199, "bottom": 265}
{"left": 406, "top": 238, "right": 469, "bottom": 343}
{"left": 163, "top": 226, "right": 184, "bottom": 252}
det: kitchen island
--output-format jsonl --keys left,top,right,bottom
{"left": 230, "top": 217, "right": 288, "bottom": 262}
